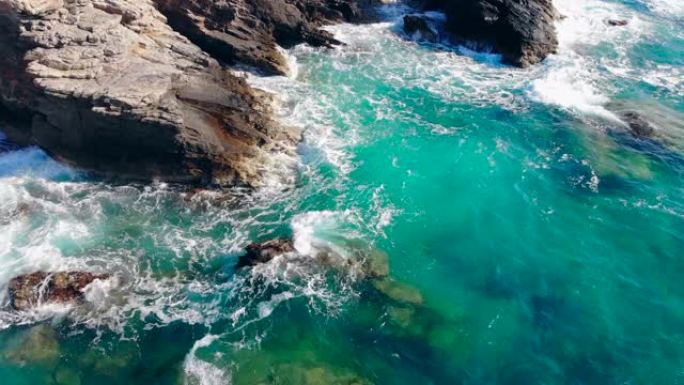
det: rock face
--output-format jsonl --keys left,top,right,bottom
{"left": 0, "top": 0, "right": 300, "bottom": 186}
{"left": 422, "top": 0, "right": 559, "bottom": 67}
{"left": 154, "top": 0, "right": 378, "bottom": 77}
{"left": 237, "top": 238, "right": 296, "bottom": 268}
{"left": 403, "top": 14, "right": 438, "bottom": 43}
{"left": 8, "top": 271, "right": 110, "bottom": 310}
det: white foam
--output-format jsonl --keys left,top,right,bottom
{"left": 183, "top": 334, "right": 229, "bottom": 385}
{"left": 642, "top": 0, "right": 684, "bottom": 18}
{"left": 291, "top": 210, "right": 343, "bottom": 256}
{"left": 527, "top": 0, "right": 646, "bottom": 120}
{"left": 257, "top": 291, "right": 294, "bottom": 319}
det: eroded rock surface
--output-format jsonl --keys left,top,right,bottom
{"left": 8, "top": 271, "right": 110, "bottom": 310}
{"left": 155, "top": 0, "right": 379, "bottom": 77}
{"left": 0, "top": 0, "right": 300, "bottom": 186}
{"left": 422, "top": 0, "right": 559, "bottom": 67}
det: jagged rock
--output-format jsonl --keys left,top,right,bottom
{"left": 0, "top": 0, "right": 300, "bottom": 186}
{"left": 154, "top": 0, "right": 379, "bottom": 76}
{"left": 403, "top": 14, "right": 438, "bottom": 43}
{"left": 237, "top": 238, "right": 296, "bottom": 268}
{"left": 422, "top": 0, "right": 559, "bottom": 67}
{"left": 8, "top": 271, "right": 110, "bottom": 310}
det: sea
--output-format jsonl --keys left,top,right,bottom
{"left": 0, "top": 0, "right": 683, "bottom": 384}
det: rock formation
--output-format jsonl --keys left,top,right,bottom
{"left": 403, "top": 14, "right": 438, "bottom": 43}
{"left": 154, "top": 0, "right": 379, "bottom": 77}
{"left": 237, "top": 238, "right": 297, "bottom": 268}
{"left": 0, "top": 0, "right": 300, "bottom": 186}
{"left": 421, "top": 0, "right": 559, "bottom": 67}
{"left": 236, "top": 237, "right": 389, "bottom": 279}
{"left": 8, "top": 271, "right": 110, "bottom": 310}
{"left": 0, "top": 0, "right": 557, "bottom": 186}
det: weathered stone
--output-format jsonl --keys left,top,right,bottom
{"left": 237, "top": 238, "right": 296, "bottom": 268}
{"left": 421, "top": 0, "right": 559, "bottom": 67}
{"left": 8, "top": 271, "right": 110, "bottom": 310}
{"left": 0, "top": 0, "right": 300, "bottom": 186}
{"left": 154, "top": 0, "right": 381, "bottom": 77}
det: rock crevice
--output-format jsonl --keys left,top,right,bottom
{"left": 0, "top": 0, "right": 299, "bottom": 186}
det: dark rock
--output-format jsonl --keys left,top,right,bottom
{"left": 421, "top": 0, "right": 559, "bottom": 67}
{"left": 237, "top": 238, "right": 296, "bottom": 268}
{"left": 154, "top": 0, "right": 379, "bottom": 76}
{"left": 8, "top": 272, "right": 110, "bottom": 311}
{"left": 620, "top": 111, "right": 657, "bottom": 138}
{"left": 606, "top": 19, "right": 628, "bottom": 27}
{"left": 236, "top": 237, "right": 390, "bottom": 280}
{"left": 403, "top": 14, "right": 438, "bottom": 43}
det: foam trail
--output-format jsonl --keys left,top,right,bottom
{"left": 183, "top": 334, "right": 229, "bottom": 385}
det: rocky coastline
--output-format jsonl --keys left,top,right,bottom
{"left": 0, "top": 0, "right": 559, "bottom": 187}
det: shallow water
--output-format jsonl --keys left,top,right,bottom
{"left": 1, "top": 1, "right": 683, "bottom": 384}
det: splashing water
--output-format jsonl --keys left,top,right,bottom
{"left": 1, "top": 0, "right": 683, "bottom": 384}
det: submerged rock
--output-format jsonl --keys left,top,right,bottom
{"left": 620, "top": 111, "right": 657, "bottom": 138}
{"left": 421, "top": 0, "right": 559, "bottom": 67}
{"left": 2, "top": 324, "right": 61, "bottom": 368}
{"left": 372, "top": 278, "right": 424, "bottom": 306}
{"left": 403, "top": 14, "right": 438, "bottom": 43}
{"left": 8, "top": 272, "right": 110, "bottom": 311}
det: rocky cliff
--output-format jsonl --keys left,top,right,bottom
{"left": 0, "top": 0, "right": 300, "bottom": 186}
{"left": 422, "top": 0, "right": 559, "bottom": 67}
{"left": 0, "top": 0, "right": 558, "bottom": 186}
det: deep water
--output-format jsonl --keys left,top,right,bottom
{"left": 1, "top": 1, "right": 683, "bottom": 384}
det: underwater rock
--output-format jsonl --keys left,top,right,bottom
{"left": 403, "top": 15, "right": 438, "bottom": 43}
{"left": 55, "top": 366, "right": 82, "bottom": 385}
{"left": 268, "top": 363, "right": 373, "bottom": 385}
{"left": 371, "top": 278, "right": 424, "bottom": 306}
{"left": 421, "top": 0, "right": 559, "bottom": 67}
{"left": 3, "top": 324, "right": 61, "bottom": 368}
{"left": 620, "top": 111, "right": 657, "bottom": 138}
{"left": 8, "top": 272, "right": 110, "bottom": 311}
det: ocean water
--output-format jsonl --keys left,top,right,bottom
{"left": 1, "top": 0, "right": 683, "bottom": 384}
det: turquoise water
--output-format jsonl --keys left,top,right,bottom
{"left": 1, "top": 1, "right": 683, "bottom": 384}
